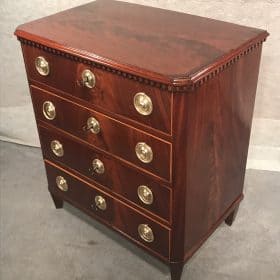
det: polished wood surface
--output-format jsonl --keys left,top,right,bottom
{"left": 183, "top": 46, "right": 263, "bottom": 256}
{"left": 22, "top": 45, "right": 172, "bottom": 134}
{"left": 38, "top": 122, "right": 171, "bottom": 181}
{"left": 46, "top": 162, "right": 170, "bottom": 259}
{"left": 15, "top": 0, "right": 268, "bottom": 87}
{"left": 29, "top": 78, "right": 172, "bottom": 141}
{"left": 169, "top": 46, "right": 263, "bottom": 270}
{"left": 31, "top": 86, "right": 172, "bottom": 180}
{"left": 39, "top": 124, "right": 171, "bottom": 222}
{"left": 15, "top": 1, "right": 269, "bottom": 279}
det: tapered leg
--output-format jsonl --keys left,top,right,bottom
{"left": 50, "top": 193, "right": 63, "bottom": 209}
{"left": 225, "top": 205, "right": 239, "bottom": 226}
{"left": 170, "top": 262, "right": 184, "bottom": 280}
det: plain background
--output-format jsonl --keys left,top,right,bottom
{"left": 0, "top": 0, "right": 279, "bottom": 172}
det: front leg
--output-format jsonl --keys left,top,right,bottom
{"left": 50, "top": 192, "right": 64, "bottom": 209}
{"left": 170, "top": 262, "right": 184, "bottom": 280}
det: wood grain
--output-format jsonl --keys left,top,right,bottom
{"left": 39, "top": 124, "right": 171, "bottom": 222}
{"left": 46, "top": 162, "right": 170, "bottom": 259}
{"left": 31, "top": 86, "right": 172, "bottom": 180}
{"left": 22, "top": 44, "right": 172, "bottom": 134}
{"left": 183, "top": 46, "right": 263, "bottom": 255}
{"left": 15, "top": 0, "right": 268, "bottom": 87}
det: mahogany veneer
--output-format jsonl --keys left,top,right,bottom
{"left": 15, "top": 1, "right": 269, "bottom": 279}
{"left": 21, "top": 44, "right": 172, "bottom": 134}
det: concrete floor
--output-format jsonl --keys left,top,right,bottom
{"left": 0, "top": 141, "right": 279, "bottom": 280}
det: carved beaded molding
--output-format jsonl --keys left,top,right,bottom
{"left": 17, "top": 36, "right": 266, "bottom": 93}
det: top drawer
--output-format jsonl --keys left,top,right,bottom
{"left": 21, "top": 44, "right": 172, "bottom": 134}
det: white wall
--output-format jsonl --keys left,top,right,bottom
{"left": 0, "top": 0, "right": 279, "bottom": 171}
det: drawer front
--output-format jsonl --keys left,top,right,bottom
{"left": 40, "top": 125, "right": 171, "bottom": 222}
{"left": 22, "top": 44, "right": 172, "bottom": 134}
{"left": 31, "top": 86, "right": 171, "bottom": 181}
{"left": 47, "top": 162, "right": 114, "bottom": 223}
{"left": 45, "top": 163, "right": 170, "bottom": 258}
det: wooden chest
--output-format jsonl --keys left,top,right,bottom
{"left": 15, "top": 1, "right": 269, "bottom": 279}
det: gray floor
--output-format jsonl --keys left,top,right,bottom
{"left": 0, "top": 141, "right": 279, "bottom": 280}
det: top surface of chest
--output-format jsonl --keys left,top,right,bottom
{"left": 15, "top": 0, "right": 268, "bottom": 86}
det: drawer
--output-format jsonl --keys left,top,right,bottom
{"left": 47, "top": 162, "right": 114, "bottom": 223}
{"left": 22, "top": 44, "right": 172, "bottom": 134}
{"left": 31, "top": 86, "right": 171, "bottom": 181}
{"left": 45, "top": 163, "right": 170, "bottom": 258}
{"left": 39, "top": 125, "right": 171, "bottom": 222}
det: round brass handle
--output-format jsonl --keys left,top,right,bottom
{"left": 51, "top": 140, "right": 64, "bottom": 157}
{"left": 56, "top": 176, "right": 68, "bottom": 192}
{"left": 92, "top": 159, "right": 105, "bottom": 174}
{"left": 134, "top": 92, "right": 153, "bottom": 116}
{"left": 81, "top": 69, "right": 96, "bottom": 88}
{"left": 85, "top": 117, "right": 100, "bottom": 134}
{"left": 137, "top": 185, "right": 154, "bottom": 205}
{"left": 135, "top": 142, "right": 153, "bottom": 163}
{"left": 42, "top": 101, "right": 56, "bottom": 120}
{"left": 95, "top": 195, "right": 107, "bottom": 210}
{"left": 138, "top": 224, "right": 154, "bottom": 243}
{"left": 35, "top": 56, "right": 50, "bottom": 76}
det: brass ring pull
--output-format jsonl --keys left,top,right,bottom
{"left": 42, "top": 101, "right": 56, "bottom": 120}
{"left": 35, "top": 56, "right": 50, "bottom": 76}
{"left": 56, "top": 176, "right": 68, "bottom": 192}
{"left": 135, "top": 142, "right": 153, "bottom": 163}
{"left": 138, "top": 224, "right": 154, "bottom": 243}
{"left": 81, "top": 69, "right": 96, "bottom": 88}
{"left": 51, "top": 140, "right": 64, "bottom": 157}
{"left": 92, "top": 159, "right": 105, "bottom": 174}
{"left": 83, "top": 117, "right": 100, "bottom": 134}
{"left": 137, "top": 185, "right": 154, "bottom": 205}
{"left": 94, "top": 195, "right": 107, "bottom": 210}
{"left": 134, "top": 92, "right": 153, "bottom": 115}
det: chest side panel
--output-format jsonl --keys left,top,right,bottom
{"left": 183, "top": 46, "right": 263, "bottom": 258}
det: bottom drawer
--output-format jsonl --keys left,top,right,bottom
{"left": 45, "top": 162, "right": 170, "bottom": 259}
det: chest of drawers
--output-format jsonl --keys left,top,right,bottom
{"left": 15, "top": 1, "right": 268, "bottom": 279}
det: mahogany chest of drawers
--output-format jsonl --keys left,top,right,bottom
{"left": 15, "top": 1, "right": 268, "bottom": 279}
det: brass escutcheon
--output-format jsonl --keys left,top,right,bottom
{"left": 51, "top": 140, "right": 64, "bottom": 157}
{"left": 137, "top": 185, "right": 154, "bottom": 205}
{"left": 81, "top": 69, "right": 96, "bottom": 88}
{"left": 95, "top": 195, "right": 107, "bottom": 210}
{"left": 92, "top": 159, "right": 105, "bottom": 174}
{"left": 86, "top": 117, "right": 100, "bottom": 134}
{"left": 55, "top": 176, "right": 68, "bottom": 192}
{"left": 134, "top": 92, "right": 153, "bottom": 115}
{"left": 138, "top": 224, "right": 154, "bottom": 243}
{"left": 42, "top": 101, "right": 56, "bottom": 120}
{"left": 135, "top": 142, "right": 153, "bottom": 163}
{"left": 35, "top": 56, "right": 50, "bottom": 76}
